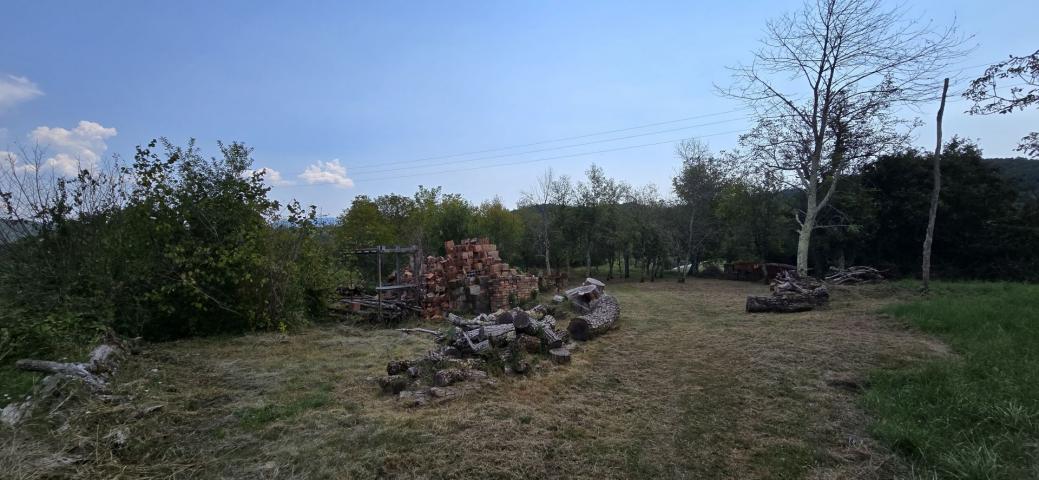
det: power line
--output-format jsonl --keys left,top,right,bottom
{"left": 343, "top": 107, "right": 752, "bottom": 169}
{"left": 347, "top": 116, "right": 749, "bottom": 174}
{"left": 349, "top": 128, "right": 748, "bottom": 183}
{"left": 277, "top": 60, "right": 1018, "bottom": 184}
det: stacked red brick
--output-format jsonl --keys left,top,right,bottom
{"left": 421, "top": 238, "right": 538, "bottom": 318}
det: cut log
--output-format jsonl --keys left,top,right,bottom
{"left": 516, "top": 334, "right": 542, "bottom": 354}
{"left": 568, "top": 294, "right": 620, "bottom": 341}
{"left": 583, "top": 277, "right": 606, "bottom": 293}
{"left": 511, "top": 310, "right": 533, "bottom": 334}
{"left": 564, "top": 284, "right": 601, "bottom": 313}
{"left": 386, "top": 359, "right": 413, "bottom": 376}
{"left": 433, "top": 368, "right": 486, "bottom": 387}
{"left": 538, "top": 323, "right": 564, "bottom": 349}
{"left": 745, "top": 294, "right": 816, "bottom": 313}
{"left": 378, "top": 375, "right": 411, "bottom": 394}
{"left": 549, "top": 348, "right": 571, "bottom": 364}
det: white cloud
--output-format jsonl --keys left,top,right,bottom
{"left": 0, "top": 75, "right": 43, "bottom": 111}
{"left": 28, "top": 121, "right": 117, "bottom": 175}
{"left": 298, "top": 159, "right": 354, "bottom": 188}
{"left": 247, "top": 166, "right": 294, "bottom": 186}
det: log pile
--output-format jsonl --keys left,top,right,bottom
{"left": 564, "top": 277, "right": 606, "bottom": 313}
{"left": 420, "top": 238, "right": 539, "bottom": 318}
{"left": 746, "top": 270, "right": 830, "bottom": 313}
{"left": 332, "top": 289, "right": 421, "bottom": 321}
{"left": 825, "top": 266, "right": 885, "bottom": 285}
{"left": 379, "top": 303, "right": 581, "bottom": 406}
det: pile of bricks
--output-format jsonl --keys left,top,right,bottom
{"left": 421, "top": 238, "right": 539, "bottom": 318}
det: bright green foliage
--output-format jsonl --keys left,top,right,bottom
{"left": 472, "top": 197, "right": 524, "bottom": 263}
{"left": 0, "top": 139, "right": 343, "bottom": 360}
{"left": 864, "top": 282, "right": 1039, "bottom": 479}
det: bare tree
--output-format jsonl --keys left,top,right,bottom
{"left": 963, "top": 49, "right": 1039, "bottom": 158}
{"left": 723, "top": 0, "right": 967, "bottom": 276}
{"left": 519, "top": 168, "right": 555, "bottom": 276}
{"left": 922, "top": 78, "right": 949, "bottom": 292}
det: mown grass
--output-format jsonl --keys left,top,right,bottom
{"left": 864, "top": 282, "right": 1039, "bottom": 479}
{"left": 1, "top": 279, "right": 953, "bottom": 479}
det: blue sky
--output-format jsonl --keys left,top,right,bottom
{"left": 2, "top": 0, "right": 1036, "bottom": 215}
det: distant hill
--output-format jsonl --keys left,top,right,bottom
{"left": 986, "top": 157, "right": 1039, "bottom": 196}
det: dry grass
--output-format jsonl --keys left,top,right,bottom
{"left": 0, "top": 278, "right": 947, "bottom": 479}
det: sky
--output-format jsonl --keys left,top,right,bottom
{"left": 2, "top": 0, "right": 1037, "bottom": 215}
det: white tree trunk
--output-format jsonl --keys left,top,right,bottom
{"left": 796, "top": 191, "right": 818, "bottom": 277}
{"left": 922, "top": 78, "right": 949, "bottom": 292}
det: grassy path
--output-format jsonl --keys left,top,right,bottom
{"left": 3, "top": 279, "right": 947, "bottom": 479}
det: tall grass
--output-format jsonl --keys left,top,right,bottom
{"left": 864, "top": 282, "right": 1039, "bottom": 479}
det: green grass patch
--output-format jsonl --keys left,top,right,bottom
{"left": 236, "top": 388, "right": 332, "bottom": 428}
{"left": 864, "top": 282, "right": 1039, "bottom": 479}
{"left": 0, "top": 365, "right": 41, "bottom": 403}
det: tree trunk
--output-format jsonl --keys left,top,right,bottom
{"left": 624, "top": 250, "right": 630, "bottom": 278}
{"left": 681, "top": 212, "right": 695, "bottom": 281}
{"left": 746, "top": 294, "right": 816, "bottom": 313}
{"left": 568, "top": 295, "right": 620, "bottom": 340}
{"left": 541, "top": 209, "right": 552, "bottom": 277}
{"left": 796, "top": 202, "right": 816, "bottom": 277}
{"left": 922, "top": 78, "right": 949, "bottom": 292}
{"left": 585, "top": 241, "right": 592, "bottom": 276}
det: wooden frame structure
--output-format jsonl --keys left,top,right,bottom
{"left": 352, "top": 245, "right": 420, "bottom": 321}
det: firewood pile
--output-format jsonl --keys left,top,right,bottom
{"left": 378, "top": 278, "right": 620, "bottom": 407}
{"left": 332, "top": 287, "right": 421, "bottom": 321}
{"left": 825, "top": 266, "right": 885, "bottom": 285}
{"left": 420, "top": 238, "right": 539, "bottom": 318}
{"left": 564, "top": 278, "right": 620, "bottom": 340}
{"left": 746, "top": 270, "right": 830, "bottom": 313}
{"left": 377, "top": 305, "right": 571, "bottom": 407}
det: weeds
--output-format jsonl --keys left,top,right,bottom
{"left": 864, "top": 282, "right": 1039, "bottom": 479}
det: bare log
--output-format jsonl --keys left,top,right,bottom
{"left": 746, "top": 294, "right": 816, "bottom": 313}
{"left": 538, "top": 323, "right": 564, "bottom": 349}
{"left": 397, "top": 328, "right": 442, "bottom": 337}
{"left": 512, "top": 310, "right": 534, "bottom": 334}
{"left": 564, "top": 284, "right": 601, "bottom": 313}
{"left": 583, "top": 277, "right": 606, "bottom": 293}
{"left": 568, "top": 294, "right": 620, "bottom": 341}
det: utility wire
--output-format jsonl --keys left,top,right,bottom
{"left": 348, "top": 128, "right": 748, "bottom": 183}
{"left": 344, "top": 107, "right": 752, "bottom": 169}
{"left": 348, "top": 116, "right": 748, "bottom": 174}
{"left": 278, "top": 61, "right": 1016, "bottom": 183}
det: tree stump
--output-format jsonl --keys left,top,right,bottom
{"left": 549, "top": 348, "right": 571, "bottom": 364}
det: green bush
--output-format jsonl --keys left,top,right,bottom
{"left": 0, "top": 139, "right": 347, "bottom": 361}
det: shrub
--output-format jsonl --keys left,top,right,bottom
{"left": 0, "top": 139, "right": 346, "bottom": 360}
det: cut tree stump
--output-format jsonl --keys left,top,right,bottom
{"left": 549, "top": 348, "right": 571, "bottom": 364}
{"left": 568, "top": 294, "right": 620, "bottom": 341}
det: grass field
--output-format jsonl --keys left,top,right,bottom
{"left": 0, "top": 278, "right": 1021, "bottom": 479}
{"left": 863, "top": 282, "right": 1039, "bottom": 479}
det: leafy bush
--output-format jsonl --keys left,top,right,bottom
{"left": 0, "top": 139, "right": 345, "bottom": 360}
